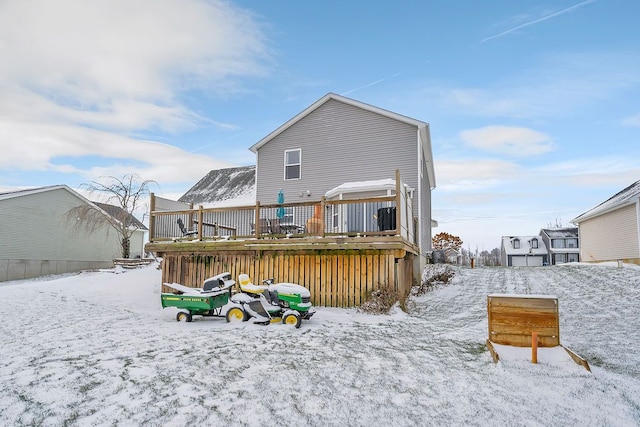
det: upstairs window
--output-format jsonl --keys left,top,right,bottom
{"left": 512, "top": 238, "right": 520, "bottom": 249}
{"left": 567, "top": 238, "right": 578, "bottom": 248}
{"left": 284, "top": 149, "right": 301, "bottom": 180}
{"left": 552, "top": 239, "right": 565, "bottom": 248}
{"left": 531, "top": 238, "right": 539, "bottom": 249}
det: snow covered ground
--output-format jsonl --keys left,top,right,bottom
{"left": 1, "top": 262, "right": 639, "bottom": 426}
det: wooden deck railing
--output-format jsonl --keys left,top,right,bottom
{"left": 149, "top": 170, "right": 416, "bottom": 244}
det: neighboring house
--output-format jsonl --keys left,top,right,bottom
{"left": 0, "top": 185, "right": 147, "bottom": 282}
{"left": 248, "top": 92, "right": 436, "bottom": 269}
{"left": 174, "top": 165, "right": 257, "bottom": 238}
{"left": 92, "top": 202, "right": 148, "bottom": 259}
{"left": 179, "top": 165, "right": 256, "bottom": 206}
{"left": 571, "top": 180, "right": 640, "bottom": 264}
{"left": 500, "top": 235, "right": 548, "bottom": 267}
{"left": 539, "top": 228, "right": 580, "bottom": 265}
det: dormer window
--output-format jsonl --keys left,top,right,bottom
{"left": 512, "top": 238, "right": 520, "bottom": 249}
{"left": 531, "top": 238, "right": 538, "bottom": 249}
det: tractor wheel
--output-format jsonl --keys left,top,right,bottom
{"left": 283, "top": 313, "right": 301, "bottom": 329}
{"left": 226, "top": 307, "right": 246, "bottom": 323}
{"left": 176, "top": 312, "right": 192, "bottom": 322}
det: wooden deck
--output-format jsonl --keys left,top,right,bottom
{"left": 146, "top": 235, "right": 419, "bottom": 308}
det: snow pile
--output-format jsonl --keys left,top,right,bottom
{"left": 0, "top": 263, "right": 639, "bottom": 426}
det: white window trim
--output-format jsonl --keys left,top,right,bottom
{"left": 284, "top": 148, "right": 301, "bottom": 180}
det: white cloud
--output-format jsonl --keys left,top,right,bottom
{"left": 419, "top": 52, "right": 640, "bottom": 120}
{"left": 435, "top": 158, "right": 521, "bottom": 191}
{"left": 0, "top": 118, "right": 232, "bottom": 183}
{"left": 459, "top": 126, "right": 553, "bottom": 157}
{"left": 0, "top": 0, "right": 269, "bottom": 182}
{"left": 0, "top": 0, "right": 269, "bottom": 102}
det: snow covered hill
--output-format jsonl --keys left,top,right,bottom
{"left": 0, "top": 263, "right": 638, "bottom": 426}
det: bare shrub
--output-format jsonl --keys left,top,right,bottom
{"left": 358, "top": 287, "right": 402, "bottom": 314}
{"left": 412, "top": 264, "right": 455, "bottom": 296}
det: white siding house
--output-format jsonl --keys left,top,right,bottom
{"left": 0, "top": 185, "right": 146, "bottom": 282}
{"left": 571, "top": 180, "right": 640, "bottom": 264}
{"left": 500, "top": 236, "right": 549, "bottom": 267}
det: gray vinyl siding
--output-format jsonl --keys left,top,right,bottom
{"left": 0, "top": 188, "right": 124, "bottom": 281}
{"left": 255, "top": 97, "right": 433, "bottom": 271}
{"left": 256, "top": 99, "right": 430, "bottom": 254}
{"left": 579, "top": 203, "right": 640, "bottom": 262}
{"left": 418, "top": 129, "right": 433, "bottom": 258}
{"left": 256, "top": 99, "right": 419, "bottom": 208}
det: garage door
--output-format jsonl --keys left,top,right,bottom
{"left": 511, "top": 256, "right": 543, "bottom": 266}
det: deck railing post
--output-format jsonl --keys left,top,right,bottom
{"left": 320, "top": 196, "right": 326, "bottom": 237}
{"left": 197, "top": 206, "right": 204, "bottom": 241}
{"left": 149, "top": 192, "right": 156, "bottom": 242}
{"left": 255, "top": 201, "right": 261, "bottom": 238}
{"left": 395, "top": 169, "right": 402, "bottom": 236}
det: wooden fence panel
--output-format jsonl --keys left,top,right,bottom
{"left": 487, "top": 294, "right": 560, "bottom": 347}
{"left": 159, "top": 248, "right": 414, "bottom": 308}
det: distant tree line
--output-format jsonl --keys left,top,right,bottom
{"left": 432, "top": 231, "right": 501, "bottom": 266}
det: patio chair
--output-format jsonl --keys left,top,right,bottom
{"left": 270, "top": 217, "right": 281, "bottom": 234}
{"left": 177, "top": 218, "right": 197, "bottom": 237}
{"left": 250, "top": 218, "right": 272, "bottom": 235}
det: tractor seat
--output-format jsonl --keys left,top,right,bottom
{"left": 238, "top": 273, "right": 268, "bottom": 295}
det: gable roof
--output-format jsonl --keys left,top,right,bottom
{"left": 572, "top": 179, "right": 640, "bottom": 223}
{"left": 248, "top": 93, "right": 436, "bottom": 187}
{"left": 501, "top": 235, "right": 548, "bottom": 256}
{"left": 540, "top": 227, "right": 578, "bottom": 239}
{"left": 0, "top": 184, "right": 69, "bottom": 201}
{"left": 179, "top": 165, "right": 256, "bottom": 206}
{"left": 0, "top": 185, "right": 147, "bottom": 230}
{"left": 324, "top": 178, "right": 414, "bottom": 199}
{"left": 93, "top": 202, "right": 147, "bottom": 230}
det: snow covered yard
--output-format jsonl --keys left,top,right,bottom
{"left": 0, "top": 262, "right": 639, "bottom": 426}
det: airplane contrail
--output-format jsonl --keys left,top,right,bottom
{"left": 341, "top": 72, "right": 401, "bottom": 96}
{"left": 480, "top": 0, "right": 597, "bottom": 43}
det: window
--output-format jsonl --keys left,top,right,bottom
{"left": 531, "top": 238, "right": 539, "bottom": 249}
{"left": 284, "top": 149, "right": 301, "bottom": 180}
{"left": 567, "top": 253, "right": 579, "bottom": 262}
{"left": 555, "top": 253, "right": 566, "bottom": 263}
{"left": 567, "top": 238, "right": 578, "bottom": 248}
{"left": 512, "top": 238, "right": 520, "bottom": 249}
{"left": 552, "top": 239, "right": 565, "bottom": 248}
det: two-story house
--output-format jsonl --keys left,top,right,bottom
{"left": 146, "top": 93, "right": 436, "bottom": 306}
{"left": 539, "top": 228, "right": 580, "bottom": 264}
{"left": 249, "top": 92, "right": 436, "bottom": 270}
{"left": 500, "top": 235, "right": 549, "bottom": 267}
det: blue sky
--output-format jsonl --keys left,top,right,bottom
{"left": 1, "top": 0, "right": 639, "bottom": 250}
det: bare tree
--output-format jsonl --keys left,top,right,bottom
{"left": 546, "top": 218, "right": 564, "bottom": 228}
{"left": 67, "top": 174, "right": 157, "bottom": 259}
